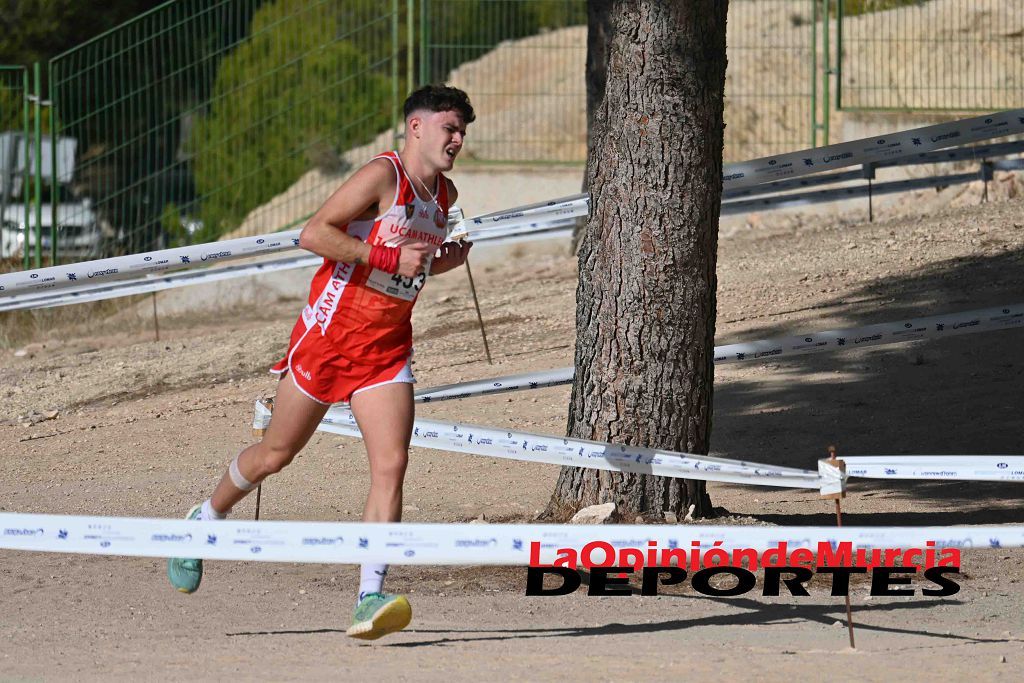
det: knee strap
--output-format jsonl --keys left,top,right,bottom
{"left": 229, "top": 454, "right": 258, "bottom": 491}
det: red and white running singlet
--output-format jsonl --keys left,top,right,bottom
{"left": 270, "top": 151, "right": 450, "bottom": 403}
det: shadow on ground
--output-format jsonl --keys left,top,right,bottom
{"left": 711, "top": 246, "right": 1024, "bottom": 518}
{"left": 222, "top": 594, "right": 1003, "bottom": 649}
{"left": 391, "top": 594, "right": 1015, "bottom": 648}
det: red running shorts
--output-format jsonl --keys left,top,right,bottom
{"left": 269, "top": 321, "right": 414, "bottom": 405}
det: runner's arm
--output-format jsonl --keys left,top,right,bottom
{"left": 298, "top": 159, "right": 394, "bottom": 265}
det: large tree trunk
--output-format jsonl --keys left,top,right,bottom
{"left": 546, "top": 0, "right": 729, "bottom": 522}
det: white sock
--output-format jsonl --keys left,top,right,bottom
{"left": 358, "top": 563, "right": 388, "bottom": 602}
{"left": 199, "top": 498, "right": 226, "bottom": 521}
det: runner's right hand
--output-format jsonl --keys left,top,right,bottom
{"left": 396, "top": 242, "right": 434, "bottom": 277}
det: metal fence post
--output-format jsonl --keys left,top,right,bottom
{"left": 821, "top": 0, "right": 831, "bottom": 146}
{"left": 811, "top": 0, "right": 819, "bottom": 148}
{"left": 835, "top": 0, "right": 844, "bottom": 111}
{"left": 22, "top": 67, "right": 31, "bottom": 270}
{"left": 392, "top": 0, "right": 400, "bottom": 149}
{"left": 419, "top": 0, "right": 428, "bottom": 86}
{"left": 407, "top": 0, "right": 415, "bottom": 90}
{"left": 32, "top": 63, "right": 42, "bottom": 269}
{"left": 48, "top": 64, "right": 58, "bottom": 266}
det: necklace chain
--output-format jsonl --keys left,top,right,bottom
{"left": 398, "top": 153, "right": 437, "bottom": 205}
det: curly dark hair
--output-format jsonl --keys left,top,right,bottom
{"left": 403, "top": 84, "right": 475, "bottom": 124}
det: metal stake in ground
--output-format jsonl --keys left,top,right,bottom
{"left": 460, "top": 247, "right": 492, "bottom": 364}
{"left": 151, "top": 292, "right": 160, "bottom": 342}
{"left": 251, "top": 398, "right": 274, "bottom": 521}
{"left": 862, "top": 163, "right": 876, "bottom": 223}
{"left": 825, "top": 444, "right": 856, "bottom": 649}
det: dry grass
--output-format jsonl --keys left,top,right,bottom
{"left": 0, "top": 297, "right": 152, "bottom": 350}
{"left": 0, "top": 257, "right": 150, "bottom": 349}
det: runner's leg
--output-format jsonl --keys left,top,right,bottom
{"left": 169, "top": 374, "right": 329, "bottom": 594}
{"left": 351, "top": 381, "right": 414, "bottom": 596}
{"left": 350, "top": 381, "right": 414, "bottom": 525}
{"left": 345, "top": 381, "right": 415, "bottom": 638}
{"left": 209, "top": 374, "right": 331, "bottom": 514}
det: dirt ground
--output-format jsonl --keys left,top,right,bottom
{"left": 2, "top": 188, "right": 1024, "bottom": 681}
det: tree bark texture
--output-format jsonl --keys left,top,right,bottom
{"left": 547, "top": 0, "right": 729, "bottom": 522}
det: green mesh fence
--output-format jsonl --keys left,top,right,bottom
{"left": 419, "top": 0, "right": 818, "bottom": 164}
{"left": 48, "top": 0, "right": 403, "bottom": 260}
{"left": 418, "top": 0, "right": 587, "bottom": 163}
{"left": 726, "top": 0, "right": 819, "bottom": 160}
{"left": 7, "top": 0, "right": 1022, "bottom": 267}
{"left": 0, "top": 66, "right": 32, "bottom": 265}
{"left": 837, "top": 0, "right": 1024, "bottom": 111}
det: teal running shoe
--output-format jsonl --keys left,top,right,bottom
{"left": 346, "top": 592, "right": 412, "bottom": 640}
{"left": 167, "top": 503, "right": 203, "bottom": 594}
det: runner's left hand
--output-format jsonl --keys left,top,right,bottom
{"left": 431, "top": 240, "right": 472, "bottom": 275}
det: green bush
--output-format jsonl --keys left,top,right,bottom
{"left": 0, "top": 83, "right": 25, "bottom": 132}
{"left": 190, "top": 0, "right": 392, "bottom": 241}
{"left": 0, "top": 79, "right": 60, "bottom": 134}
{"left": 189, "top": 0, "right": 586, "bottom": 240}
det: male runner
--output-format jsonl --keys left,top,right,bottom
{"left": 168, "top": 85, "right": 475, "bottom": 640}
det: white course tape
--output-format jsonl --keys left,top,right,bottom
{"left": 470, "top": 226, "right": 572, "bottom": 249}
{"left": 844, "top": 456, "right": 1024, "bottom": 482}
{"left": 2, "top": 512, "right": 1021, "bottom": 564}
{"left": 6, "top": 110, "right": 1021, "bottom": 298}
{"left": 712, "top": 303, "right": 1024, "bottom": 362}
{"left": 313, "top": 405, "right": 1023, "bottom": 488}
{"left": 723, "top": 170, "right": 865, "bottom": 201}
{"left": 449, "top": 200, "right": 588, "bottom": 240}
{"left": 0, "top": 199, "right": 571, "bottom": 300}
{"left": 722, "top": 109, "right": 1024, "bottom": 189}
{"left": 337, "top": 302, "right": 1024, "bottom": 489}
{"left": 472, "top": 193, "right": 589, "bottom": 221}
{"left": 721, "top": 171, "right": 980, "bottom": 215}
{"left": 0, "top": 215, "right": 572, "bottom": 313}
{"left": 253, "top": 397, "right": 1015, "bottom": 489}
{"left": 873, "top": 139, "right": 1024, "bottom": 169}
{"left": 0, "top": 254, "right": 322, "bottom": 313}
{"left": 722, "top": 139, "right": 1024, "bottom": 201}
{"left": 0, "top": 230, "right": 303, "bottom": 297}
{"left": 460, "top": 215, "right": 580, "bottom": 241}
{"left": 818, "top": 460, "right": 846, "bottom": 497}
{"left": 406, "top": 303, "right": 1024, "bottom": 406}
{"left": 314, "top": 405, "right": 832, "bottom": 491}
{"left": 415, "top": 368, "right": 575, "bottom": 403}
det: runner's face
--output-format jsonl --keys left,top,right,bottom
{"left": 415, "top": 109, "right": 466, "bottom": 172}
